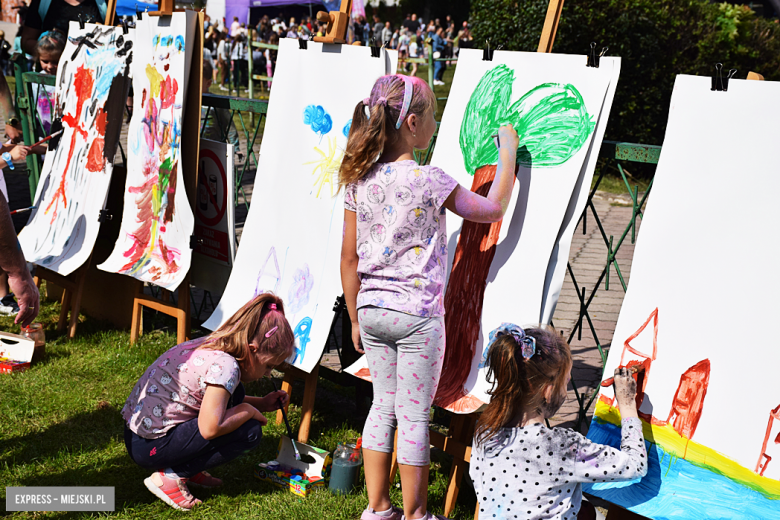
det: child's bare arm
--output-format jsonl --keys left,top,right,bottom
{"left": 443, "top": 124, "right": 518, "bottom": 223}
{"left": 340, "top": 209, "right": 362, "bottom": 352}
{"left": 198, "top": 384, "right": 266, "bottom": 440}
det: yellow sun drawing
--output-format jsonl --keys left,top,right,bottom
{"left": 304, "top": 136, "right": 344, "bottom": 198}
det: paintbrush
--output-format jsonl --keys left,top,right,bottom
{"left": 9, "top": 206, "right": 35, "bottom": 215}
{"left": 30, "top": 129, "right": 63, "bottom": 149}
{"left": 270, "top": 379, "right": 316, "bottom": 464}
{"left": 601, "top": 365, "right": 645, "bottom": 387}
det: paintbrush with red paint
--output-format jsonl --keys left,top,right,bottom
{"left": 601, "top": 365, "right": 646, "bottom": 387}
{"left": 9, "top": 206, "right": 36, "bottom": 215}
{"left": 30, "top": 129, "right": 63, "bottom": 149}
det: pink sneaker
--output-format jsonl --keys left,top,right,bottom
{"left": 361, "top": 506, "right": 403, "bottom": 520}
{"left": 401, "top": 514, "right": 450, "bottom": 520}
{"left": 188, "top": 471, "right": 223, "bottom": 488}
{"left": 143, "top": 471, "right": 202, "bottom": 511}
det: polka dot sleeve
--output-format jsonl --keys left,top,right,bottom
{"left": 572, "top": 417, "right": 648, "bottom": 483}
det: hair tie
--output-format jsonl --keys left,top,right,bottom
{"left": 376, "top": 96, "right": 388, "bottom": 106}
{"left": 265, "top": 326, "right": 278, "bottom": 338}
{"left": 37, "top": 31, "right": 54, "bottom": 42}
{"left": 395, "top": 76, "right": 414, "bottom": 130}
{"left": 363, "top": 97, "right": 370, "bottom": 105}
{"left": 487, "top": 323, "right": 537, "bottom": 360}
{"left": 268, "top": 303, "right": 277, "bottom": 310}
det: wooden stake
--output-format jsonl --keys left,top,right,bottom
{"left": 537, "top": 0, "right": 565, "bottom": 53}
{"left": 747, "top": 71, "right": 765, "bottom": 81}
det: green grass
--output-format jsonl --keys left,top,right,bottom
{"left": 0, "top": 298, "right": 476, "bottom": 519}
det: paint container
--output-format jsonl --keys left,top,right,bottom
{"left": 21, "top": 324, "right": 45, "bottom": 363}
{"left": 328, "top": 442, "right": 362, "bottom": 496}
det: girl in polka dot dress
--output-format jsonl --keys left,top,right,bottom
{"left": 339, "top": 74, "right": 519, "bottom": 520}
{"left": 470, "top": 324, "right": 647, "bottom": 519}
{"left": 122, "top": 293, "right": 295, "bottom": 511}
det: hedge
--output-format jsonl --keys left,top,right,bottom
{"left": 470, "top": 0, "right": 780, "bottom": 145}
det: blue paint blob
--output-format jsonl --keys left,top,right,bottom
{"left": 292, "top": 317, "right": 313, "bottom": 365}
{"left": 342, "top": 119, "right": 352, "bottom": 138}
{"left": 175, "top": 35, "right": 185, "bottom": 52}
{"left": 303, "top": 105, "right": 333, "bottom": 136}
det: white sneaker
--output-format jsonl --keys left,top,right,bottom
{"left": 433, "top": 80, "right": 445, "bottom": 86}
{"left": 219, "top": 85, "right": 229, "bottom": 91}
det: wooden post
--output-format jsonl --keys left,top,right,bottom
{"left": 104, "top": 0, "right": 117, "bottom": 26}
{"left": 537, "top": 0, "right": 565, "bottom": 53}
{"left": 443, "top": 413, "right": 477, "bottom": 517}
{"left": 747, "top": 71, "right": 765, "bottom": 81}
{"left": 33, "top": 259, "right": 92, "bottom": 339}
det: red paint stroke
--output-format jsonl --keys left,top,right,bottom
{"left": 159, "top": 76, "right": 178, "bottom": 110}
{"left": 435, "top": 164, "right": 516, "bottom": 409}
{"left": 755, "top": 403, "right": 780, "bottom": 476}
{"left": 620, "top": 307, "right": 659, "bottom": 415}
{"left": 667, "top": 359, "right": 710, "bottom": 439}
{"left": 354, "top": 367, "right": 372, "bottom": 381}
{"left": 44, "top": 65, "right": 93, "bottom": 221}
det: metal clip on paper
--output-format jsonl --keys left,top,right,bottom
{"left": 78, "top": 13, "right": 86, "bottom": 30}
{"left": 482, "top": 40, "right": 494, "bottom": 61}
{"left": 586, "top": 42, "right": 608, "bottom": 68}
{"left": 120, "top": 19, "right": 129, "bottom": 35}
{"left": 98, "top": 209, "right": 112, "bottom": 223}
{"left": 370, "top": 38, "right": 381, "bottom": 58}
{"left": 711, "top": 63, "right": 737, "bottom": 92}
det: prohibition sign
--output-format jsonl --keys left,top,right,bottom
{"left": 196, "top": 148, "right": 227, "bottom": 227}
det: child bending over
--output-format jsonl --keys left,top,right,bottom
{"left": 339, "top": 74, "right": 519, "bottom": 520}
{"left": 122, "top": 293, "right": 294, "bottom": 511}
{"left": 471, "top": 324, "right": 647, "bottom": 519}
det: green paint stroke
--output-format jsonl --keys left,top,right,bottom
{"left": 459, "top": 66, "right": 596, "bottom": 174}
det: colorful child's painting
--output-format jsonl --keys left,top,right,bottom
{"left": 18, "top": 23, "right": 133, "bottom": 276}
{"left": 585, "top": 75, "right": 780, "bottom": 518}
{"left": 98, "top": 11, "right": 197, "bottom": 291}
{"left": 344, "top": 50, "right": 619, "bottom": 412}
{"left": 203, "top": 39, "right": 396, "bottom": 373}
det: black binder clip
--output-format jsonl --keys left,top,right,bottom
{"left": 298, "top": 36, "right": 308, "bottom": 50}
{"left": 78, "top": 13, "right": 86, "bottom": 30}
{"left": 482, "top": 39, "right": 495, "bottom": 61}
{"left": 189, "top": 235, "right": 204, "bottom": 249}
{"left": 586, "top": 42, "right": 608, "bottom": 68}
{"left": 136, "top": 7, "right": 143, "bottom": 20}
{"left": 711, "top": 63, "right": 737, "bottom": 92}
{"left": 120, "top": 18, "right": 129, "bottom": 35}
{"left": 370, "top": 38, "right": 381, "bottom": 58}
{"left": 98, "top": 209, "right": 112, "bottom": 223}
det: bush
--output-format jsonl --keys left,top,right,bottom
{"left": 470, "top": 0, "right": 780, "bottom": 145}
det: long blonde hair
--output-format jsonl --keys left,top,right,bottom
{"left": 338, "top": 74, "right": 435, "bottom": 187}
{"left": 200, "top": 293, "right": 295, "bottom": 372}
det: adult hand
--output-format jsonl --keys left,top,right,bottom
{"left": 351, "top": 321, "right": 363, "bottom": 354}
{"left": 498, "top": 124, "right": 519, "bottom": 152}
{"left": 613, "top": 366, "right": 639, "bottom": 419}
{"left": 5, "top": 123, "right": 22, "bottom": 143}
{"left": 8, "top": 270, "right": 39, "bottom": 327}
{"left": 10, "top": 145, "right": 29, "bottom": 162}
{"left": 261, "top": 389, "right": 289, "bottom": 412}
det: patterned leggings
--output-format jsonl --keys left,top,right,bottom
{"left": 359, "top": 306, "right": 446, "bottom": 466}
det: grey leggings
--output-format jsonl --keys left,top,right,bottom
{"left": 359, "top": 306, "right": 446, "bottom": 466}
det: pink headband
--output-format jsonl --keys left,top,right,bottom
{"left": 395, "top": 76, "right": 413, "bottom": 130}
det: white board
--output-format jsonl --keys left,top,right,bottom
{"left": 19, "top": 23, "right": 133, "bottom": 275}
{"left": 98, "top": 11, "right": 197, "bottom": 291}
{"left": 345, "top": 50, "right": 617, "bottom": 414}
{"left": 585, "top": 75, "right": 780, "bottom": 518}
{"left": 203, "top": 39, "right": 397, "bottom": 373}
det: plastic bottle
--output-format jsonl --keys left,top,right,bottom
{"left": 22, "top": 323, "right": 45, "bottom": 363}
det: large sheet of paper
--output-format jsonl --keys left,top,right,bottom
{"left": 585, "top": 75, "right": 780, "bottom": 518}
{"left": 19, "top": 23, "right": 133, "bottom": 275}
{"left": 98, "top": 11, "right": 197, "bottom": 290}
{"left": 203, "top": 39, "right": 397, "bottom": 373}
{"left": 345, "top": 50, "right": 617, "bottom": 413}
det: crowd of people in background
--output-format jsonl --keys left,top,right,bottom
{"left": 200, "top": 11, "right": 473, "bottom": 92}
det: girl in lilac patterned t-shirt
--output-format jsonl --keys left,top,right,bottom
{"left": 122, "top": 293, "right": 295, "bottom": 511}
{"left": 339, "top": 74, "right": 520, "bottom": 520}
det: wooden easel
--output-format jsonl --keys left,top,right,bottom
{"left": 128, "top": 3, "right": 204, "bottom": 346}
{"left": 313, "top": 0, "right": 352, "bottom": 44}
{"left": 30, "top": 1, "right": 120, "bottom": 338}
{"left": 436, "top": 3, "right": 566, "bottom": 517}
{"left": 275, "top": 364, "right": 320, "bottom": 443}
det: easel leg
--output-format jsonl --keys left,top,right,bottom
{"left": 57, "top": 289, "right": 72, "bottom": 332}
{"left": 443, "top": 413, "right": 477, "bottom": 517}
{"left": 475, "top": 501, "right": 480, "bottom": 520}
{"left": 297, "top": 364, "right": 319, "bottom": 443}
{"left": 67, "top": 269, "right": 88, "bottom": 338}
{"left": 130, "top": 281, "right": 144, "bottom": 345}
{"left": 277, "top": 370, "right": 295, "bottom": 426}
{"left": 389, "top": 430, "right": 399, "bottom": 482}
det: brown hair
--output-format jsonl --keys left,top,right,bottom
{"left": 474, "top": 326, "right": 572, "bottom": 446}
{"left": 338, "top": 74, "right": 435, "bottom": 187}
{"left": 199, "top": 293, "right": 295, "bottom": 374}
